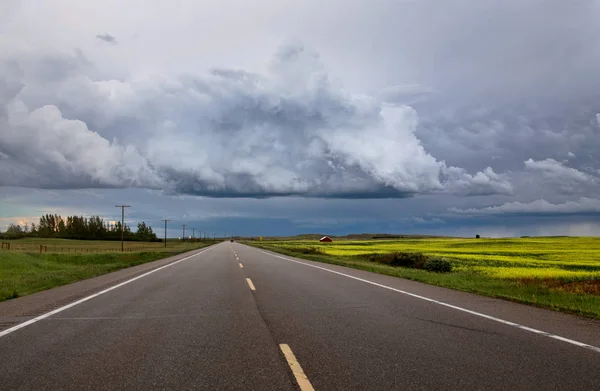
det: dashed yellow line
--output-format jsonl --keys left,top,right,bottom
{"left": 239, "top": 263, "right": 244, "bottom": 268}
{"left": 279, "top": 344, "right": 315, "bottom": 391}
{"left": 246, "top": 278, "right": 256, "bottom": 291}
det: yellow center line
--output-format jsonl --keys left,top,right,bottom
{"left": 246, "top": 278, "right": 256, "bottom": 291}
{"left": 279, "top": 344, "right": 315, "bottom": 391}
{"left": 239, "top": 263, "right": 244, "bottom": 268}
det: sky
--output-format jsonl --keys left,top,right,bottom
{"left": 1, "top": 0, "right": 600, "bottom": 238}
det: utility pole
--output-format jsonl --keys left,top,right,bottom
{"left": 182, "top": 224, "right": 187, "bottom": 242}
{"left": 115, "top": 205, "right": 130, "bottom": 252}
{"left": 161, "top": 219, "right": 170, "bottom": 248}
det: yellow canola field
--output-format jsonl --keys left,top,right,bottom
{"left": 265, "top": 237, "right": 600, "bottom": 280}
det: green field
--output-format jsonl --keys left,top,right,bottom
{"left": 0, "top": 238, "right": 215, "bottom": 301}
{"left": 248, "top": 237, "right": 600, "bottom": 318}
{"left": 1, "top": 237, "right": 215, "bottom": 253}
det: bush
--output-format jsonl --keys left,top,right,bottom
{"left": 393, "top": 252, "right": 428, "bottom": 269}
{"left": 293, "top": 247, "right": 323, "bottom": 255}
{"left": 365, "top": 252, "right": 428, "bottom": 269}
{"left": 365, "top": 253, "right": 397, "bottom": 265}
{"left": 423, "top": 257, "right": 453, "bottom": 273}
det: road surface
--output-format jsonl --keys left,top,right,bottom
{"left": 1, "top": 242, "right": 599, "bottom": 390}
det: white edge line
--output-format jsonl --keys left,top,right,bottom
{"left": 0, "top": 246, "right": 215, "bottom": 338}
{"left": 256, "top": 248, "right": 600, "bottom": 354}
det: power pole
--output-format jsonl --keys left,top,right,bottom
{"left": 115, "top": 205, "right": 130, "bottom": 252}
{"left": 182, "top": 224, "right": 187, "bottom": 242}
{"left": 161, "top": 219, "right": 170, "bottom": 248}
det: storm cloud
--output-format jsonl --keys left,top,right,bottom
{"left": 0, "top": 41, "right": 511, "bottom": 197}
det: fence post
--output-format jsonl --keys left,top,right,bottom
{"left": 40, "top": 244, "right": 43, "bottom": 254}
{"left": 7, "top": 243, "right": 9, "bottom": 250}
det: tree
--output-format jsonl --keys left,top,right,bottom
{"left": 135, "top": 222, "right": 157, "bottom": 242}
{"left": 28, "top": 213, "right": 157, "bottom": 242}
{"left": 6, "top": 224, "right": 23, "bottom": 234}
{"left": 38, "top": 215, "right": 49, "bottom": 237}
{"left": 5, "top": 224, "right": 25, "bottom": 239}
{"left": 57, "top": 219, "right": 66, "bottom": 237}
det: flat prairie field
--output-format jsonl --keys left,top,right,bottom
{"left": 249, "top": 237, "right": 600, "bottom": 317}
{"left": 0, "top": 239, "right": 215, "bottom": 301}
{"left": 1, "top": 238, "right": 215, "bottom": 253}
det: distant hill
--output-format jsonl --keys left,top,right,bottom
{"left": 246, "top": 233, "right": 458, "bottom": 240}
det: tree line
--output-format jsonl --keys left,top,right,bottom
{"left": 0, "top": 214, "right": 158, "bottom": 242}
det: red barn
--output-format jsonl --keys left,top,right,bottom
{"left": 319, "top": 236, "right": 333, "bottom": 243}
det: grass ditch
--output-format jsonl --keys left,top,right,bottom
{"left": 246, "top": 242, "right": 600, "bottom": 319}
{"left": 0, "top": 243, "right": 213, "bottom": 302}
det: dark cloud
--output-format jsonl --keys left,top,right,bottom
{"left": 414, "top": 99, "right": 600, "bottom": 175}
{"left": 96, "top": 33, "right": 117, "bottom": 45}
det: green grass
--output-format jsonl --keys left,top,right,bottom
{"left": 246, "top": 237, "right": 600, "bottom": 318}
{"left": 0, "top": 240, "right": 214, "bottom": 301}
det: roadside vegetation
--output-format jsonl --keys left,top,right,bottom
{"left": 0, "top": 239, "right": 215, "bottom": 302}
{"left": 246, "top": 237, "right": 600, "bottom": 318}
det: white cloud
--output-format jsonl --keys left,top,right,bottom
{"left": 450, "top": 197, "right": 600, "bottom": 215}
{"left": 0, "top": 64, "right": 161, "bottom": 189}
{"left": 523, "top": 158, "right": 599, "bottom": 195}
{"left": 442, "top": 166, "right": 513, "bottom": 196}
{"left": 524, "top": 158, "right": 593, "bottom": 182}
{"left": 0, "top": 41, "right": 510, "bottom": 198}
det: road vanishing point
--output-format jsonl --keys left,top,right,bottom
{"left": 1, "top": 242, "right": 599, "bottom": 390}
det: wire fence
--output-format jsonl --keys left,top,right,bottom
{"left": 0, "top": 242, "right": 210, "bottom": 254}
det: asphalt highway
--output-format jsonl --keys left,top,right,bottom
{"left": 1, "top": 242, "right": 599, "bottom": 390}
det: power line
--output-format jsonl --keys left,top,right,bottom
{"left": 161, "top": 219, "right": 170, "bottom": 248}
{"left": 115, "top": 205, "right": 130, "bottom": 252}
